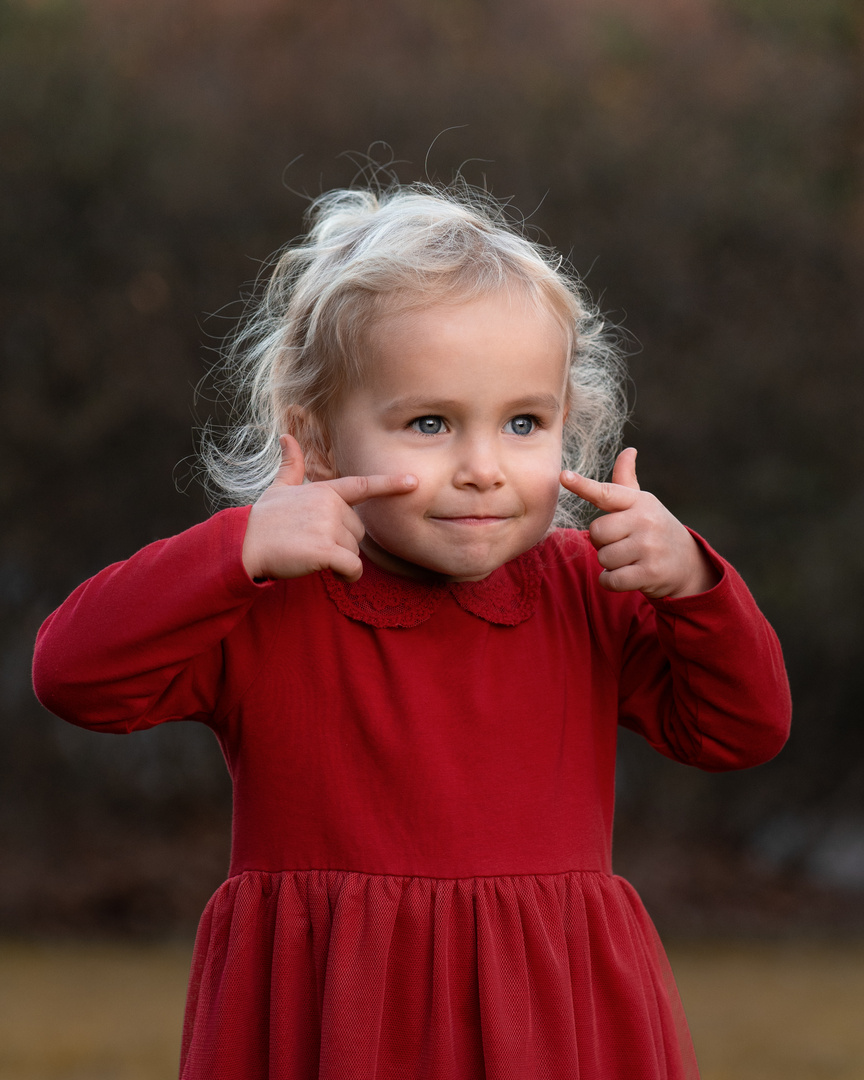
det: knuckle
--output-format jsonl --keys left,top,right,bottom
{"left": 599, "top": 569, "right": 617, "bottom": 591}
{"left": 588, "top": 519, "right": 606, "bottom": 545}
{"left": 321, "top": 486, "right": 346, "bottom": 514}
{"left": 602, "top": 565, "right": 641, "bottom": 593}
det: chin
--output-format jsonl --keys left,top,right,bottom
{"left": 415, "top": 544, "right": 522, "bottom": 582}
{"left": 367, "top": 543, "right": 497, "bottom": 582}
{"left": 365, "top": 520, "right": 549, "bottom": 582}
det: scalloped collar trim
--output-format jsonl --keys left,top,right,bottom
{"left": 321, "top": 546, "right": 543, "bottom": 628}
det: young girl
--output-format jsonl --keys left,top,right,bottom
{"left": 33, "top": 184, "right": 791, "bottom": 1079}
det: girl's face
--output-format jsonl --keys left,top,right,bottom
{"left": 327, "top": 290, "right": 569, "bottom": 581}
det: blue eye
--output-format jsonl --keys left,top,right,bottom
{"left": 505, "top": 415, "right": 537, "bottom": 436}
{"left": 411, "top": 416, "right": 446, "bottom": 435}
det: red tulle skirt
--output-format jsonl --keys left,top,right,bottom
{"left": 180, "top": 869, "right": 698, "bottom": 1079}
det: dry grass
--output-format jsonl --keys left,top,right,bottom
{"left": 1, "top": 939, "right": 862, "bottom": 1079}
{"left": 0, "top": 940, "right": 189, "bottom": 1080}
{"left": 670, "top": 941, "right": 864, "bottom": 1080}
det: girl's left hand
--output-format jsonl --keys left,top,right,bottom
{"left": 560, "top": 448, "right": 720, "bottom": 600}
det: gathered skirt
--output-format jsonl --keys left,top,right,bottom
{"left": 179, "top": 868, "right": 698, "bottom": 1079}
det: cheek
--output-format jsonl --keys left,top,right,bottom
{"left": 331, "top": 440, "right": 376, "bottom": 479}
{"left": 518, "top": 453, "right": 563, "bottom": 526}
{"left": 522, "top": 446, "right": 563, "bottom": 492}
{"left": 537, "top": 475, "right": 562, "bottom": 521}
{"left": 333, "top": 432, "right": 430, "bottom": 481}
{"left": 354, "top": 485, "right": 426, "bottom": 533}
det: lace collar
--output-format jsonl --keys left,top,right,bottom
{"left": 321, "top": 546, "right": 543, "bottom": 628}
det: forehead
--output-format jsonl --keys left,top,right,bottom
{"left": 363, "top": 291, "right": 569, "bottom": 396}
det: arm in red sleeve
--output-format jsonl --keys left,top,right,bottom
{"left": 32, "top": 506, "right": 270, "bottom": 734}
{"left": 616, "top": 534, "right": 791, "bottom": 771}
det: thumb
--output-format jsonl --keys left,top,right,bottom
{"left": 611, "top": 447, "right": 640, "bottom": 490}
{"left": 272, "top": 434, "right": 306, "bottom": 487}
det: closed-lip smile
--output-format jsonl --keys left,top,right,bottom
{"left": 432, "top": 515, "right": 510, "bottom": 525}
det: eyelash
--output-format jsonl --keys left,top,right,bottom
{"left": 408, "top": 415, "right": 542, "bottom": 437}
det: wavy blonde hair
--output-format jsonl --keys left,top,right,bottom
{"left": 201, "top": 182, "right": 628, "bottom": 527}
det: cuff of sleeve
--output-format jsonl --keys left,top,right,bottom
{"left": 647, "top": 529, "right": 735, "bottom": 614}
{"left": 217, "top": 505, "right": 276, "bottom": 599}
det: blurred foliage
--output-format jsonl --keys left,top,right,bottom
{"left": 2, "top": 0, "right": 863, "bottom": 932}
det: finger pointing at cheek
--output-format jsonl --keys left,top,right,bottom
{"left": 326, "top": 472, "right": 419, "bottom": 506}
{"left": 561, "top": 448, "right": 718, "bottom": 599}
{"left": 560, "top": 448, "right": 640, "bottom": 514}
{"left": 242, "top": 451, "right": 418, "bottom": 582}
{"left": 560, "top": 448, "right": 650, "bottom": 593}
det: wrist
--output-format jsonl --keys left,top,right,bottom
{"left": 241, "top": 510, "right": 267, "bottom": 581}
{"left": 666, "top": 552, "right": 721, "bottom": 599}
{"left": 241, "top": 545, "right": 263, "bottom": 583}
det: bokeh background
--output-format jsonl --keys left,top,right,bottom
{"left": 3, "top": 0, "right": 864, "bottom": 952}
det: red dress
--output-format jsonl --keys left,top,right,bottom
{"left": 33, "top": 508, "right": 791, "bottom": 1079}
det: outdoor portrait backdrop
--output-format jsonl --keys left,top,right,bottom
{"left": 3, "top": 0, "right": 864, "bottom": 938}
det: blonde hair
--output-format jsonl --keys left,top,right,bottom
{"left": 201, "top": 182, "right": 627, "bottom": 527}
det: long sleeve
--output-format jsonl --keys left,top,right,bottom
{"left": 32, "top": 506, "right": 269, "bottom": 733}
{"left": 610, "top": 534, "right": 791, "bottom": 771}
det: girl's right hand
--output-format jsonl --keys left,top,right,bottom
{"left": 241, "top": 435, "right": 418, "bottom": 583}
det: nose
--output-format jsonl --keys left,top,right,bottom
{"left": 452, "top": 435, "right": 506, "bottom": 491}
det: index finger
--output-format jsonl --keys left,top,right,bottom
{"left": 327, "top": 473, "right": 419, "bottom": 506}
{"left": 560, "top": 470, "right": 640, "bottom": 514}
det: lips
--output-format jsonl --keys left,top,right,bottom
{"left": 431, "top": 515, "right": 510, "bottom": 525}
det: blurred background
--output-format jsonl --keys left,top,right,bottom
{"left": 4, "top": 0, "right": 864, "bottom": 1074}
{"left": 2, "top": 0, "right": 863, "bottom": 955}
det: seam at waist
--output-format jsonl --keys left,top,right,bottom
{"left": 225, "top": 865, "right": 615, "bottom": 883}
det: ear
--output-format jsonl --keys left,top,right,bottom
{"left": 304, "top": 440, "right": 338, "bottom": 482}
{"left": 285, "top": 407, "right": 337, "bottom": 482}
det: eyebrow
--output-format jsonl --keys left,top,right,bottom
{"left": 381, "top": 393, "right": 564, "bottom": 415}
